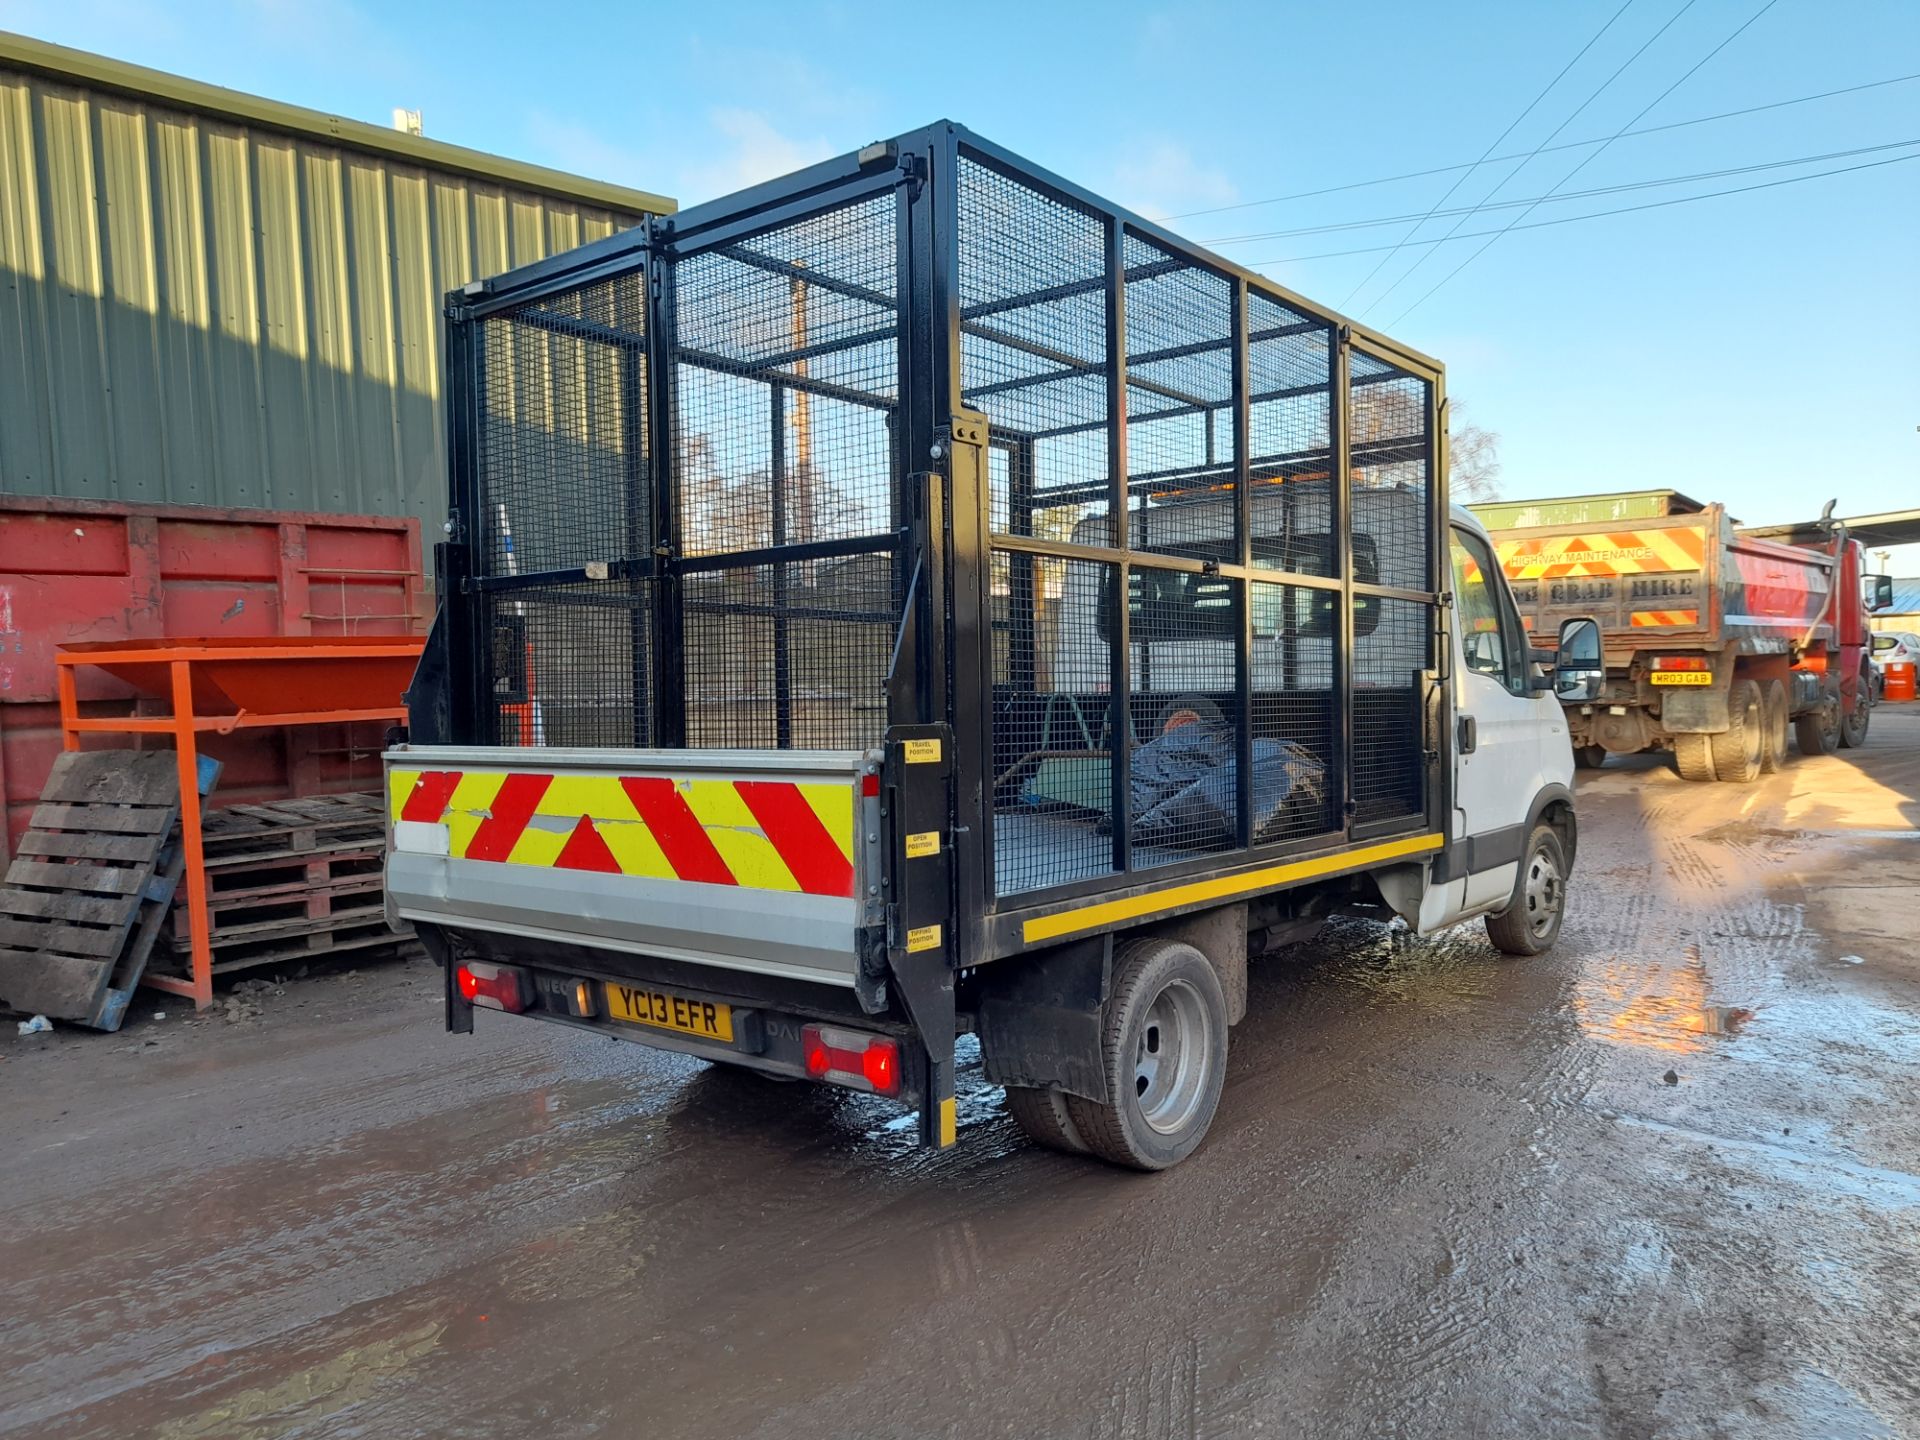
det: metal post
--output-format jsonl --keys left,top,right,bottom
{"left": 169, "top": 659, "right": 213, "bottom": 1010}
{"left": 771, "top": 383, "right": 793, "bottom": 748}
{"left": 1105, "top": 214, "right": 1132, "bottom": 873}
{"left": 1232, "top": 278, "right": 1253, "bottom": 848}
{"left": 647, "top": 224, "right": 687, "bottom": 748}
{"left": 1330, "top": 327, "right": 1354, "bottom": 835}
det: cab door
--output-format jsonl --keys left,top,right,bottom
{"left": 1447, "top": 524, "right": 1549, "bottom": 910}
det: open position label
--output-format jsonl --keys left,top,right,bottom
{"left": 904, "top": 831, "right": 941, "bottom": 859}
{"left": 906, "top": 924, "right": 942, "bottom": 953}
{"left": 902, "top": 738, "right": 942, "bottom": 764}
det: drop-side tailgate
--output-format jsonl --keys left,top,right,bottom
{"left": 1494, "top": 519, "right": 1714, "bottom": 637}
{"left": 383, "top": 745, "right": 877, "bottom": 989}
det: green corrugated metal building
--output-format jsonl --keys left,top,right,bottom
{"left": 0, "top": 31, "right": 673, "bottom": 532}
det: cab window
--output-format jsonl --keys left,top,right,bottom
{"left": 1449, "top": 527, "right": 1525, "bottom": 695}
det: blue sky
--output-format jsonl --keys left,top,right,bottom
{"left": 6, "top": 0, "right": 1918, "bottom": 566}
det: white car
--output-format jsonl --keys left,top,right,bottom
{"left": 1871, "top": 631, "right": 1920, "bottom": 676}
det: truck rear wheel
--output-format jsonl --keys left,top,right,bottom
{"left": 1004, "top": 1086, "right": 1090, "bottom": 1155}
{"left": 1574, "top": 744, "right": 1607, "bottom": 770}
{"left": 1065, "top": 938, "right": 1228, "bottom": 1171}
{"left": 1838, "top": 670, "right": 1871, "bottom": 749}
{"left": 1760, "top": 679, "right": 1789, "bottom": 774}
{"left": 1709, "top": 680, "right": 1763, "bottom": 784}
{"left": 1673, "top": 734, "right": 1716, "bottom": 783}
{"left": 1485, "top": 823, "right": 1568, "bottom": 956}
{"left": 1795, "top": 698, "right": 1838, "bottom": 757}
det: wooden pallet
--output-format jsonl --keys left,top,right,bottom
{"left": 0, "top": 752, "right": 186, "bottom": 1028}
{"left": 159, "top": 791, "right": 415, "bottom": 980}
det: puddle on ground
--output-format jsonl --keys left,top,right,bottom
{"left": 1572, "top": 945, "right": 1755, "bottom": 1054}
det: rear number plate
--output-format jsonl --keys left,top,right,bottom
{"left": 605, "top": 983, "right": 733, "bottom": 1041}
{"left": 1650, "top": 672, "right": 1712, "bottom": 686}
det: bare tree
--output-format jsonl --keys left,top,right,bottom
{"left": 1449, "top": 400, "right": 1503, "bottom": 502}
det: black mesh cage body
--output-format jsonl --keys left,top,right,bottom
{"left": 444, "top": 124, "right": 1445, "bottom": 921}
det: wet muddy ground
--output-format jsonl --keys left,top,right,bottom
{"left": 4, "top": 710, "right": 1918, "bottom": 1439}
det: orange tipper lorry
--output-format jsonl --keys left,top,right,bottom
{"left": 1480, "top": 491, "right": 1892, "bottom": 783}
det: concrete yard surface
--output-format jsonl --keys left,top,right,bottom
{"left": 3, "top": 710, "right": 1918, "bottom": 1439}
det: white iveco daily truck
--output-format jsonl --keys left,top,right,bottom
{"left": 385, "top": 123, "right": 1594, "bottom": 1169}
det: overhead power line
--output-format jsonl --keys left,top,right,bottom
{"left": 1167, "top": 71, "right": 1920, "bottom": 223}
{"left": 1362, "top": 0, "right": 1707, "bottom": 319}
{"left": 1243, "top": 150, "right": 1918, "bottom": 267}
{"left": 1335, "top": 0, "right": 1636, "bottom": 309}
{"left": 1386, "top": 0, "right": 1782, "bottom": 325}
{"left": 1209, "top": 138, "right": 1920, "bottom": 244}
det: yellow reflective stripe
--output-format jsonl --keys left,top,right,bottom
{"left": 442, "top": 771, "right": 508, "bottom": 859}
{"left": 798, "top": 782, "right": 857, "bottom": 864}
{"left": 387, "top": 769, "right": 418, "bottom": 823}
{"left": 1022, "top": 832, "right": 1444, "bottom": 944}
{"left": 937, "top": 1096, "right": 957, "bottom": 1148}
{"left": 1641, "top": 527, "right": 1701, "bottom": 570}
{"left": 680, "top": 779, "right": 799, "bottom": 891}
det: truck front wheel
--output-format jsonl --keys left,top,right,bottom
{"left": 1838, "top": 669, "right": 1871, "bottom": 749}
{"left": 1065, "top": 939, "right": 1228, "bottom": 1171}
{"left": 1485, "top": 823, "right": 1569, "bottom": 956}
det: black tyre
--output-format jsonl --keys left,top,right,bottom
{"left": 1838, "top": 669, "right": 1871, "bottom": 749}
{"left": 1005, "top": 1086, "right": 1090, "bottom": 1155}
{"left": 1153, "top": 694, "right": 1225, "bottom": 737}
{"left": 1574, "top": 744, "right": 1608, "bottom": 770}
{"left": 1485, "top": 823, "right": 1569, "bottom": 956}
{"left": 1064, "top": 939, "right": 1228, "bottom": 1171}
{"left": 1759, "top": 679, "right": 1789, "bottom": 775}
{"left": 1673, "top": 733, "right": 1716, "bottom": 783}
{"left": 1709, "top": 679, "right": 1763, "bottom": 784}
{"left": 1794, "top": 695, "right": 1839, "bottom": 757}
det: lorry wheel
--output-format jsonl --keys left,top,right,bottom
{"left": 1708, "top": 680, "right": 1763, "bottom": 784}
{"left": 1838, "top": 671, "right": 1871, "bottom": 749}
{"left": 1759, "top": 680, "right": 1790, "bottom": 774}
{"left": 1574, "top": 745, "right": 1607, "bottom": 770}
{"left": 1673, "top": 734, "right": 1717, "bottom": 782}
{"left": 1004, "top": 1086, "right": 1090, "bottom": 1155}
{"left": 1065, "top": 939, "right": 1228, "bottom": 1171}
{"left": 1794, "top": 700, "right": 1838, "bottom": 757}
{"left": 1485, "top": 823, "right": 1569, "bottom": 956}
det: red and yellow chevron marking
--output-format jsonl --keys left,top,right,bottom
{"left": 388, "top": 767, "right": 855, "bottom": 898}
{"left": 1496, "top": 526, "right": 1707, "bottom": 581}
{"left": 1629, "top": 609, "right": 1700, "bottom": 627}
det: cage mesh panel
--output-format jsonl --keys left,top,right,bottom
{"left": 1353, "top": 596, "right": 1430, "bottom": 825}
{"left": 991, "top": 556, "right": 1120, "bottom": 896}
{"left": 681, "top": 555, "right": 898, "bottom": 748}
{"left": 670, "top": 191, "right": 900, "bottom": 750}
{"left": 1248, "top": 291, "right": 1330, "bottom": 477}
{"left": 1250, "top": 581, "right": 1339, "bottom": 843}
{"left": 959, "top": 155, "right": 1112, "bottom": 546}
{"left": 1128, "top": 570, "right": 1243, "bottom": 866}
{"left": 483, "top": 582, "right": 650, "bottom": 749}
{"left": 476, "top": 272, "right": 648, "bottom": 580}
{"left": 1349, "top": 352, "right": 1431, "bottom": 592}
{"left": 1122, "top": 232, "right": 1236, "bottom": 562}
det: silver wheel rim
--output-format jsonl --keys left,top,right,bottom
{"left": 1520, "top": 845, "right": 1563, "bottom": 940}
{"left": 1133, "top": 979, "right": 1212, "bottom": 1136}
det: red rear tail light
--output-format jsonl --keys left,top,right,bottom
{"left": 455, "top": 961, "right": 530, "bottom": 1014}
{"left": 801, "top": 1024, "right": 902, "bottom": 1096}
{"left": 1651, "top": 655, "right": 1709, "bottom": 672}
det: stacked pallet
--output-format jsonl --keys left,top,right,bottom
{"left": 0, "top": 751, "right": 201, "bottom": 1030}
{"left": 159, "top": 794, "right": 415, "bottom": 979}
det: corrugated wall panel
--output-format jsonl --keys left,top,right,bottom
{"left": 0, "top": 64, "right": 648, "bottom": 535}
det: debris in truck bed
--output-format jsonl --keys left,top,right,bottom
{"left": 1096, "top": 725, "right": 1327, "bottom": 849}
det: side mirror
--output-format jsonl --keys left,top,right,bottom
{"left": 1553, "top": 616, "right": 1604, "bottom": 704}
{"left": 1865, "top": 574, "right": 1893, "bottom": 612}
